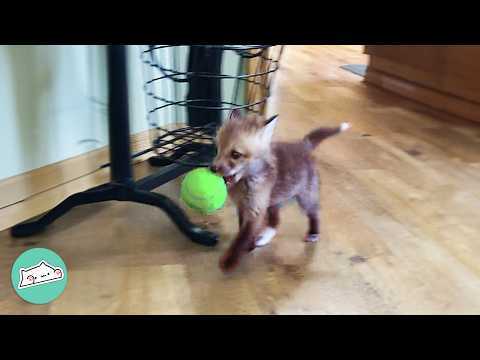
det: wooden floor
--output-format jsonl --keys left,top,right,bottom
{"left": 2, "top": 45, "right": 480, "bottom": 314}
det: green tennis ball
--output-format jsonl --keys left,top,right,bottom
{"left": 180, "top": 168, "right": 228, "bottom": 214}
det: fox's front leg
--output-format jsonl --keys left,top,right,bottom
{"left": 237, "top": 206, "right": 244, "bottom": 230}
{"left": 219, "top": 209, "right": 264, "bottom": 272}
{"left": 237, "top": 207, "right": 257, "bottom": 252}
{"left": 255, "top": 205, "right": 280, "bottom": 248}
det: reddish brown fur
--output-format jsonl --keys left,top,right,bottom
{"left": 212, "top": 111, "right": 349, "bottom": 272}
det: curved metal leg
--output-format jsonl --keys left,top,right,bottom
{"left": 10, "top": 184, "right": 218, "bottom": 247}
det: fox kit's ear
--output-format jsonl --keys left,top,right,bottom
{"left": 260, "top": 115, "right": 279, "bottom": 143}
{"left": 228, "top": 109, "right": 242, "bottom": 121}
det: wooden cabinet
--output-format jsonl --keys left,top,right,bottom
{"left": 364, "top": 45, "right": 480, "bottom": 123}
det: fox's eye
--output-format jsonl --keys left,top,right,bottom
{"left": 231, "top": 150, "right": 242, "bottom": 160}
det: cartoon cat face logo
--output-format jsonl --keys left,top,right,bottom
{"left": 18, "top": 261, "right": 64, "bottom": 289}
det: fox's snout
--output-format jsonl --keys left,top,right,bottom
{"left": 209, "top": 164, "right": 223, "bottom": 175}
{"left": 210, "top": 159, "right": 230, "bottom": 176}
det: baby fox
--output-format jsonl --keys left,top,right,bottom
{"left": 211, "top": 110, "right": 350, "bottom": 272}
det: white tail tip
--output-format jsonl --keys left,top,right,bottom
{"left": 340, "top": 122, "right": 351, "bottom": 132}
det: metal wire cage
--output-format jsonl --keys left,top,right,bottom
{"left": 141, "top": 45, "right": 284, "bottom": 167}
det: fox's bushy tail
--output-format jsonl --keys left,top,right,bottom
{"left": 303, "top": 122, "right": 351, "bottom": 151}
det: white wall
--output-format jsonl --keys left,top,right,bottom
{"left": 0, "top": 45, "right": 242, "bottom": 181}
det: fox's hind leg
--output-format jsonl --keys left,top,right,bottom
{"left": 296, "top": 176, "right": 320, "bottom": 242}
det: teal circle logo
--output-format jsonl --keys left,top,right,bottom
{"left": 11, "top": 248, "right": 68, "bottom": 304}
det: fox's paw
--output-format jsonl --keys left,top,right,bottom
{"left": 255, "top": 227, "right": 277, "bottom": 247}
{"left": 340, "top": 122, "right": 351, "bottom": 132}
{"left": 219, "top": 251, "right": 240, "bottom": 273}
{"left": 304, "top": 233, "right": 320, "bottom": 242}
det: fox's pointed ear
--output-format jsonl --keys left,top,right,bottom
{"left": 228, "top": 109, "right": 242, "bottom": 121}
{"left": 261, "top": 115, "right": 279, "bottom": 143}
{"left": 264, "top": 115, "right": 278, "bottom": 126}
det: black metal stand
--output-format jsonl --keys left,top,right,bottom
{"left": 10, "top": 45, "right": 218, "bottom": 247}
